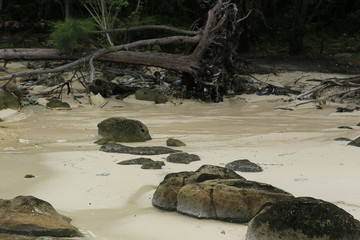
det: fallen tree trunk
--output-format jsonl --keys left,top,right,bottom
{"left": 0, "top": 1, "right": 237, "bottom": 101}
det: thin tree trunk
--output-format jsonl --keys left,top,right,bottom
{"left": 64, "top": 0, "right": 71, "bottom": 19}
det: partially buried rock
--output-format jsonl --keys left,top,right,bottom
{"left": 46, "top": 99, "right": 71, "bottom": 110}
{"left": 166, "top": 138, "right": 186, "bottom": 147}
{"left": 334, "top": 137, "right": 352, "bottom": 141}
{"left": 0, "top": 89, "right": 21, "bottom": 110}
{"left": 246, "top": 197, "right": 360, "bottom": 240}
{"left": 0, "top": 196, "right": 82, "bottom": 237}
{"left": 348, "top": 136, "right": 360, "bottom": 147}
{"left": 98, "top": 117, "right": 151, "bottom": 142}
{"left": 135, "top": 88, "right": 169, "bottom": 104}
{"left": 338, "top": 126, "right": 353, "bottom": 129}
{"left": 100, "top": 143, "right": 181, "bottom": 155}
{"left": 166, "top": 152, "right": 200, "bottom": 164}
{"left": 177, "top": 179, "right": 293, "bottom": 223}
{"left": 226, "top": 159, "right": 263, "bottom": 172}
{"left": 152, "top": 165, "right": 244, "bottom": 211}
{"left": 141, "top": 161, "right": 165, "bottom": 169}
{"left": 117, "top": 157, "right": 154, "bottom": 165}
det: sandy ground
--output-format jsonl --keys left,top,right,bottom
{"left": 0, "top": 70, "right": 360, "bottom": 240}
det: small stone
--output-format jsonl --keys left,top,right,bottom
{"left": 24, "top": 174, "right": 35, "bottom": 178}
{"left": 338, "top": 126, "right": 353, "bottom": 129}
{"left": 101, "top": 143, "right": 181, "bottom": 155}
{"left": 166, "top": 152, "right": 200, "bottom": 164}
{"left": 225, "top": 159, "right": 263, "bottom": 172}
{"left": 118, "top": 157, "right": 154, "bottom": 165}
{"left": 334, "top": 137, "right": 352, "bottom": 141}
{"left": 141, "top": 161, "right": 165, "bottom": 169}
{"left": 46, "top": 99, "right": 71, "bottom": 110}
{"left": 166, "top": 138, "right": 186, "bottom": 147}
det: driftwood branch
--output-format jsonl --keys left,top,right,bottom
{"left": 0, "top": 35, "right": 200, "bottom": 83}
{"left": 93, "top": 24, "right": 200, "bottom": 36}
{"left": 295, "top": 75, "right": 360, "bottom": 100}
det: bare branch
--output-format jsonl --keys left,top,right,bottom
{"left": 93, "top": 25, "right": 200, "bottom": 36}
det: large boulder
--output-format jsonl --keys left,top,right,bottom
{"left": 177, "top": 179, "right": 293, "bottom": 222}
{"left": 0, "top": 89, "right": 20, "bottom": 110}
{"left": 246, "top": 197, "right": 360, "bottom": 240}
{"left": 100, "top": 143, "right": 181, "bottom": 155}
{"left": 98, "top": 117, "right": 151, "bottom": 142}
{"left": 0, "top": 196, "right": 82, "bottom": 238}
{"left": 152, "top": 165, "right": 244, "bottom": 211}
{"left": 152, "top": 171, "right": 194, "bottom": 211}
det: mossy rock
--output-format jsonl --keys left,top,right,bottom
{"left": 166, "top": 152, "right": 200, "bottom": 164}
{"left": 152, "top": 165, "right": 245, "bottom": 211}
{"left": 177, "top": 179, "right": 294, "bottom": 222}
{"left": 0, "top": 196, "right": 82, "bottom": 238}
{"left": 98, "top": 117, "right": 151, "bottom": 142}
{"left": 141, "top": 161, "right": 165, "bottom": 169}
{"left": 225, "top": 159, "right": 263, "bottom": 172}
{"left": 135, "top": 88, "right": 169, "bottom": 104}
{"left": 46, "top": 99, "right": 71, "bottom": 110}
{"left": 246, "top": 197, "right": 360, "bottom": 240}
{"left": 0, "top": 89, "right": 20, "bottom": 110}
{"left": 166, "top": 138, "right": 186, "bottom": 147}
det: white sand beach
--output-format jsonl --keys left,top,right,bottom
{"left": 1, "top": 74, "right": 360, "bottom": 239}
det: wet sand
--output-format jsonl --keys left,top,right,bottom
{"left": 1, "top": 78, "right": 360, "bottom": 239}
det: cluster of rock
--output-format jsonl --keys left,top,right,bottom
{"left": 96, "top": 117, "right": 360, "bottom": 240}
{"left": 0, "top": 196, "right": 82, "bottom": 239}
{"left": 97, "top": 117, "right": 197, "bottom": 169}
{"left": 152, "top": 165, "right": 360, "bottom": 240}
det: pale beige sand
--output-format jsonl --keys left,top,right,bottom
{"left": 1, "top": 75, "right": 360, "bottom": 239}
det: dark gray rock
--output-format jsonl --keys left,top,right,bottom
{"left": 100, "top": 143, "right": 181, "bottom": 155}
{"left": 185, "top": 164, "right": 245, "bottom": 184}
{"left": 338, "top": 126, "right": 353, "bottom": 129}
{"left": 166, "top": 138, "right": 186, "bottom": 147}
{"left": 98, "top": 117, "right": 151, "bottom": 142}
{"left": 225, "top": 159, "right": 263, "bottom": 172}
{"left": 348, "top": 136, "right": 360, "bottom": 147}
{"left": 246, "top": 197, "right": 360, "bottom": 240}
{"left": 152, "top": 165, "right": 244, "bottom": 211}
{"left": 141, "top": 161, "right": 165, "bottom": 169}
{"left": 177, "top": 179, "right": 293, "bottom": 223}
{"left": 334, "top": 137, "right": 352, "bottom": 141}
{"left": 166, "top": 152, "right": 200, "bottom": 164}
{"left": 46, "top": 99, "right": 71, "bottom": 110}
{"left": 0, "top": 196, "right": 82, "bottom": 238}
{"left": 135, "top": 88, "right": 169, "bottom": 104}
{"left": 117, "top": 157, "right": 154, "bottom": 165}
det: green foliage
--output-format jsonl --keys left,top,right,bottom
{"left": 50, "top": 18, "right": 95, "bottom": 54}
